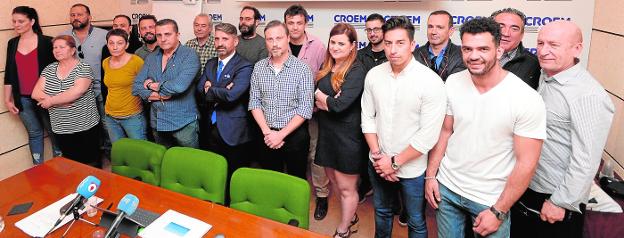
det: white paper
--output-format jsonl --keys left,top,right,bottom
{"left": 14, "top": 193, "right": 103, "bottom": 237}
{"left": 138, "top": 209, "right": 212, "bottom": 238}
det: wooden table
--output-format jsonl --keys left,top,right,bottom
{"left": 0, "top": 158, "right": 326, "bottom": 237}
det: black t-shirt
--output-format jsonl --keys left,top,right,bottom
{"left": 289, "top": 42, "right": 303, "bottom": 57}
{"left": 372, "top": 50, "right": 385, "bottom": 62}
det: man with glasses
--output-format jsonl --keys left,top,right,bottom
{"left": 237, "top": 6, "right": 268, "bottom": 64}
{"left": 60, "top": 3, "right": 110, "bottom": 159}
{"left": 413, "top": 10, "right": 465, "bottom": 81}
{"left": 357, "top": 13, "right": 388, "bottom": 72}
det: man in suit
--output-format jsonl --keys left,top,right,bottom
{"left": 197, "top": 23, "right": 254, "bottom": 203}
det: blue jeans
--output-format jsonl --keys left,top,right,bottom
{"left": 153, "top": 120, "right": 199, "bottom": 148}
{"left": 368, "top": 161, "right": 427, "bottom": 238}
{"left": 436, "top": 183, "right": 511, "bottom": 238}
{"left": 104, "top": 113, "right": 147, "bottom": 143}
{"left": 18, "top": 97, "right": 61, "bottom": 164}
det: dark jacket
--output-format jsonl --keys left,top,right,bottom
{"left": 4, "top": 34, "right": 55, "bottom": 110}
{"left": 503, "top": 42, "right": 541, "bottom": 90}
{"left": 356, "top": 44, "right": 387, "bottom": 73}
{"left": 196, "top": 53, "right": 254, "bottom": 146}
{"left": 413, "top": 40, "right": 465, "bottom": 81}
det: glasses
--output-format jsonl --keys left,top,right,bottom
{"left": 364, "top": 27, "right": 382, "bottom": 34}
{"left": 77, "top": 45, "right": 84, "bottom": 59}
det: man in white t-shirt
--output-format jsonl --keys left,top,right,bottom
{"left": 424, "top": 17, "right": 546, "bottom": 237}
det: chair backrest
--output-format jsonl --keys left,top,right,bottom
{"left": 111, "top": 138, "right": 166, "bottom": 186}
{"left": 230, "top": 168, "right": 311, "bottom": 229}
{"left": 160, "top": 147, "right": 228, "bottom": 204}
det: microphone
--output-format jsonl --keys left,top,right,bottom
{"left": 104, "top": 194, "right": 139, "bottom": 238}
{"left": 45, "top": 175, "right": 101, "bottom": 236}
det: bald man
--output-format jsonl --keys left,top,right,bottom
{"left": 510, "top": 20, "right": 614, "bottom": 238}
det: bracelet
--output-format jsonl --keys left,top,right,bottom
{"left": 424, "top": 176, "right": 436, "bottom": 180}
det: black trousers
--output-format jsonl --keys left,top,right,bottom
{"left": 55, "top": 123, "right": 101, "bottom": 168}
{"left": 511, "top": 188, "right": 586, "bottom": 238}
{"left": 207, "top": 123, "right": 254, "bottom": 204}
{"left": 257, "top": 124, "right": 309, "bottom": 180}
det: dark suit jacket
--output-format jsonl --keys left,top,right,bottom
{"left": 413, "top": 40, "right": 466, "bottom": 81}
{"left": 5, "top": 34, "right": 55, "bottom": 110}
{"left": 503, "top": 42, "right": 541, "bottom": 90}
{"left": 196, "top": 52, "right": 254, "bottom": 146}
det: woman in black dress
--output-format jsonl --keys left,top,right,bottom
{"left": 314, "top": 23, "right": 366, "bottom": 238}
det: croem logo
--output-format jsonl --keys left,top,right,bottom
{"left": 209, "top": 13, "right": 223, "bottom": 24}
{"left": 333, "top": 14, "right": 421, "bottom": 30}
{"left": 524, "top": 16, "right": 572, "bottom": 33}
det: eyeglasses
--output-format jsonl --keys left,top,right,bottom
{"left": 364, "top": 27, "right": 382, "bottom": 34}
{"left": 77, "top": 45, "right": 84, "bottom": 59}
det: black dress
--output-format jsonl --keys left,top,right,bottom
{"left": 314, "top": 62, "right": 367, "bottom": 175}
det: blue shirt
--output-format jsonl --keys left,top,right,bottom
{"left": 428, "top": 45, "right": 446, "bottom": 70}
{"left": 132, "top": 43, "right": 200, "bottom": 131}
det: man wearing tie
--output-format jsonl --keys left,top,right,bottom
{"left": 197, "top": 23, "right": 254, "bottom": 196}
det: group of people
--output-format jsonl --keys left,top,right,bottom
{"left": 3, "top": 3, "right": 614, "bottom": 238}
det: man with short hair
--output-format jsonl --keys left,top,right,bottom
{"left": 357, "top": 13, "right": 387, "bottom": 73}
{"left": 510, "top": 20, "right": 615, "bottom": 238}
{"left": 283, "top": 4, "right": 330, "bottom": 220}
{"left": 135, "top": 15, "right": 159, "bottom": 60}
{"left": 491, "top": 8, "right": 541, "bottom": 89}
{"left": 237, "top": 6, "right": 268, "bottom": 63}
{"left": 198, "top": 23, "right": 254, "bottom": 204}
{"left": 249, "top": 20, "right": 314, "bottom": 184}
{"left": 362, "top": 16, "right": 447, "bottom": 238}
{"left": 60, "top": 3, "right": 110, "bottom": 166}
{"left": 413, "top": 10, "right": 465, "bottom": 81}
{"left": 426, "top": 17, "right": 546, "bottom": 237}
{"left": 186, "top": 13, "right": 218, "bottom": 76}
{"left": 133, "top": 19, "right": 200, "bottom": 148}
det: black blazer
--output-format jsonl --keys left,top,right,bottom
{"left": 4, "top": 34, "right": 55, "bottom": 110}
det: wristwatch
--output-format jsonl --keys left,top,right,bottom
{"left": 489, "top": 206, "right": 508, "bottom": 221}
{"left": 391, "top": 156, "right": 400, "bottom": 170}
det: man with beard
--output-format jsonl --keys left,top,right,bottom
{"left": 60, "top": 3, "right": 109, "bottom": 166}
{"left": 248, "top": 20, "right": 313, "bottom": 184}
{"left": 413, "top": 10, "right": 465, "bottom": 81}
{"left": 185, "top": 13, "right": 218, "bottom": 76}
{"left": 491, "top": 8, "right": 541, "bottom": 90}
{"left": 284, "top": 4, "right": 330, "bottom": 221}
{"left": 236, "top": 6, "right": 268, "bottom": 64}
{"left": 357, "top": 13, "right": 387, "bottom": 73}
{"left": 425, "top": 17, "right": 546, "bottom": 237}
{"left": 135, "top": 15, "right": 159, "bottom": 60}
{"left": 197, "top": 23, "right": 254, "bottom": 204}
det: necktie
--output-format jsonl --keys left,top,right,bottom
{"left": 211, "top": 61, "right": 224, "bottom": 124}
{"left": 430, "top": 55, "right": 438, "bottom": 72}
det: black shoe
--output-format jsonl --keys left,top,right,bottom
{"left": 358, "top": 189, "right": 373, "bottom": 204}
{"left": 398, "top": 210, "right": 408, "bottom": 227}
{"left": 314, "top": 197, "right": 328, "bottom": 220}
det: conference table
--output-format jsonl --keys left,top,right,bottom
{"left": 0, "top": 157, "right": 326, "bottom": 237}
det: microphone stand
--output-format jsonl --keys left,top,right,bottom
{"left": 59, "top": 204, "right": 98, "bottom": 238}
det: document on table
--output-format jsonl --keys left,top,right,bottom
{"left": 139, "top": 209, "right": 212, "bottom": 238}
{"left": 14, "top": 193, "right": 103, "bottom": 237}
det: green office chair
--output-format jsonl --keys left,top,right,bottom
{"left": 230, "top": 168, "right": 311, "bottom": 229}
{"left": 111, "top": 138, "right": 166, "bottom": 186}
{"left": 160, "top": 147, "right": 228, "bottom": 204}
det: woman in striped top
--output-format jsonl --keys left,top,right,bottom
{"left": 31, "top": 35, "right": 101, "bottom": 168}
{"left": 102, "top": 29, "right": 146, "bottom": 143}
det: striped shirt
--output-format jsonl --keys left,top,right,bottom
{"left": 248, "top": 55, "right": 314, "bottom": 129}
{"left": 530, "top": 63, "right": 615, "bottom": 212}
{"left": 41, "top": 62, "right": 99, "bottom": 134}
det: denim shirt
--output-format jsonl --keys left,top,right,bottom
{"left": 132, "top": 43, "right": 200, "bottom": 131}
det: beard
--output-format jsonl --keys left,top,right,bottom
{"left": 466, "top": 58, "right": 496, "bottom": 76}
{"left": 72, "top": 20, "right": 88, "bottom": 30}
{"left": 239, "top": 23, "right": 256, "bottom": 38}
{"left": 142, "top": 32, "right": 157, "bottom": 44}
